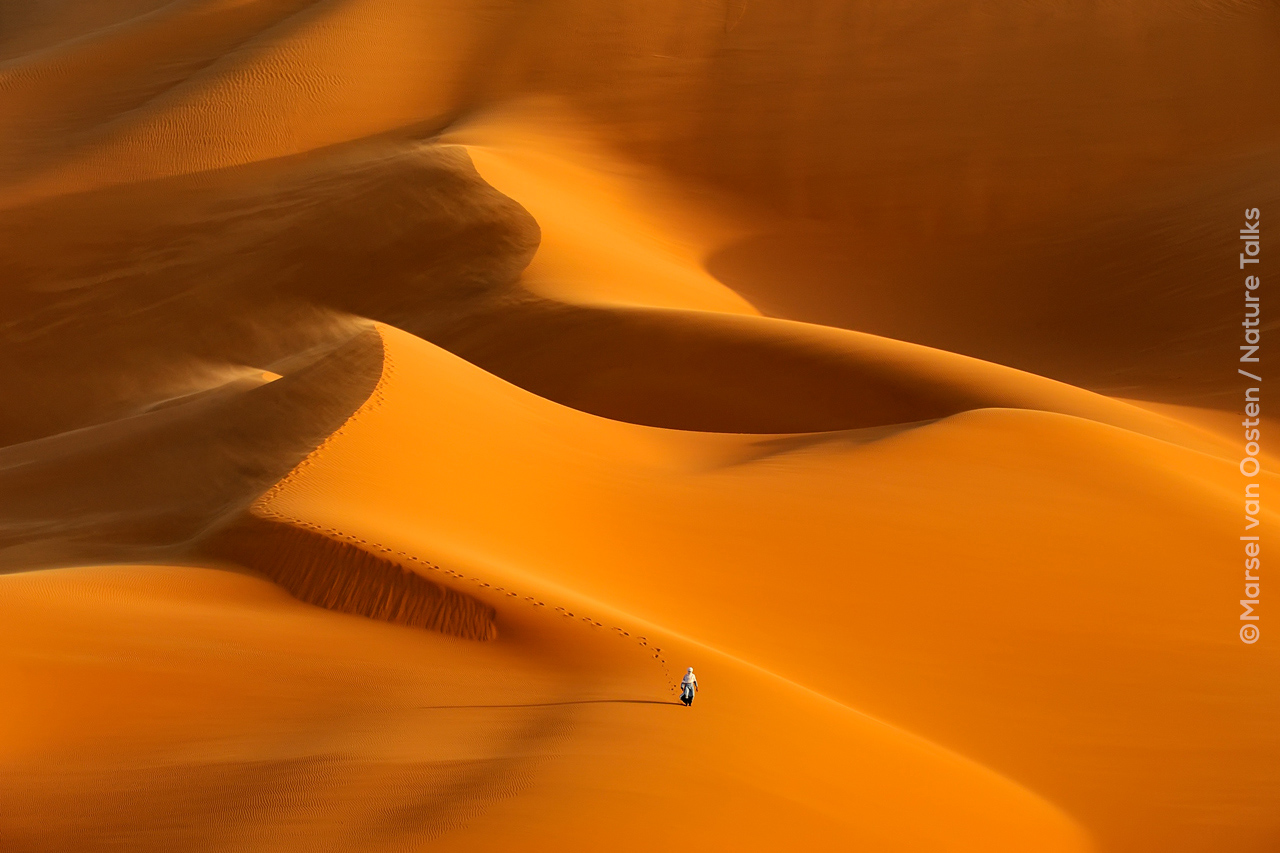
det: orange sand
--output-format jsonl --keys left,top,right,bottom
{"left": 1, "top": 1, "right": 1277, "bottom": 850}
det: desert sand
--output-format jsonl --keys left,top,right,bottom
{"left": 1, "top": 0, "right": 1278, "bottom": 850}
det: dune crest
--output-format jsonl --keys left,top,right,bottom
{"left": 0, "top": 325, "right": 385, "bottom": 570}
{"left": 2, "top": 0, "right": 1277, "bottom": 849}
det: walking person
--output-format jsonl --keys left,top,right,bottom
{"left": 680, "top": 667, "right": 698, "bottom": 706}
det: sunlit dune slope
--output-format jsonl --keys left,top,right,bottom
{"left": 442, "top": 105, "right": 758, "bottom": 314}
{"left": 240, "top": 323, "right": 1279, "bottom": 852}
{"left": 0, "top": 563, "right": 597, "bottom": 852}
{"left": 0, "top": 0, "right": 510, "bottom": 201}
{"left": 0, "top": 560, "right": 1092, "bottom": 853}
{"left": 0, "top": 0, "right": 318, "bottom": 179}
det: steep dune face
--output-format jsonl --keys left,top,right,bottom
{"left": 0, "top": 326, "right": 384, "bottom": 570}
{"left": 1, "top": 0, "right": 1276, "bottom": 851}
{"left": 210, "top": 507, "right": 499, "bottom": 641}
{"left": 0, "top": 141, "right": 536, "bottom": 445}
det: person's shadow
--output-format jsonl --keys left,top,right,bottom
{"left": 415, "top": 699, "right": 684, "bottom": 709}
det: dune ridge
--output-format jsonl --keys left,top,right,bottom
{"left": 190, "top": 323, "right": 498, "bottom": 641}
{"left": 3, "top": 0, "right": 1278, "bottom": 849}
{"left": 0, "top": 140, "right": 537, "bottom": 447}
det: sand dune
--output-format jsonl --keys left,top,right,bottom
{"left": 2, "top": 0, "right": 1276, "bottom": 850}
{"left": 0, "top": 0, "right": 510, "bottom": 201}
{"left": 0, "top": 0, "right": 175, "bottom": 59}
{"left": 0, "top": 327, "right": 383, "bottom": 570}
{"left": 227, "top": 322, "right": 1278, "bottom": 851}
{"left": 0, "top": 140, "right": 535, "bottom": 445}
{"left": 0, "top": 563, "right": 586, "bottom": 852}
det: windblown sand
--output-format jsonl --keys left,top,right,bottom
{"left": 1, "top": 1, "right": 1277, "bottom": 850}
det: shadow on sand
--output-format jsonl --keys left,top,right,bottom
{"left": 415, "top": 699, "right": 685, "bottom": 710}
